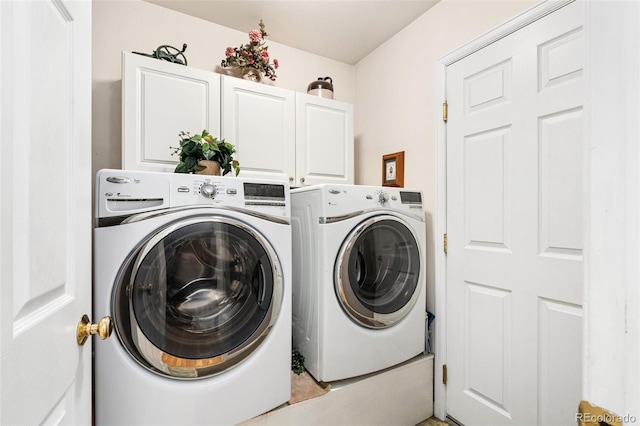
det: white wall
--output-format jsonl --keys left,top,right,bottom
{"left": 354, "top": 0, "right": 535, "bottom": 315}
{"left": 584, "top": 0, "right": 640, "bottom": 420}
{"left": 91, "top": 0, "right": 355, "bottom": 178}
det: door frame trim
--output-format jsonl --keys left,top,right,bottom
{"left": 433, "top": 0, "right": 575, "bottom": 418}
{"left": 582, "top": 0, "right": 640, "bottom": 416}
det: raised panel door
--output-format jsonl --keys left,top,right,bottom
{"left": 446, "top": 2, "right": 583, "bottom": 424}
{"left": 221, "top": 76, "right": 295, "bottom": 182}
{"left": 295, "top": 93, "right": 354, "bottom": 186}
{"left": 0, "top": 0, "right": 92, "bottom": 423}
{"left": 122, "top": 51, "right": 221, "bottom": 173}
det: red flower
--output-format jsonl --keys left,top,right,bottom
{"left": 249, "top": 30, "right": 262, "bottom": 42}
{"left": 225, "top": 47, "right": 234, "bottom": 57}
{"left": 273, "top": 59, "right": 279, "bottom": 69}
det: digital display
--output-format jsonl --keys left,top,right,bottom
{"left": 244, "top": 183, "right": 286, "bottom": 200}
{"left": 400, "top": 191, "right": 422, "bottom": 204}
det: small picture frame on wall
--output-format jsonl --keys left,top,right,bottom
{"left": 382, "top": 151, "right": 405, "bottom": 187}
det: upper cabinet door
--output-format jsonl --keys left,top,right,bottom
{"left": 296, "top": 93, "right": 354, "bottom": 186}
{"left": 122, "top": 52, "right": 221, "bottom": 172}
{"left": 221, "top": 76, "right": 296, "bottom": 183}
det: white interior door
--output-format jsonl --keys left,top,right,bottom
{"left": 0, "top": 1, "right": 92, "bottom": 424}
{"left": 445, "top": 2, "right": 583, "bottom": 425}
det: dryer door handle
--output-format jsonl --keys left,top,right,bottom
{"left": 253, "top": 255, "right": 274, "bottom": 311}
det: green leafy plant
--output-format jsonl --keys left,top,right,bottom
{"left": 171, "top": 129, "right": 240, "bottom": 176}
{"left": 292, "top": 348, "right": 305, "bottom": 375}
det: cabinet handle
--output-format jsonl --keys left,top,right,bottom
{"left": 289, "top": 177, "right": 294, "bottom": 182}
{"left": 300, "top": 177, "right": 306, "bottom": 184}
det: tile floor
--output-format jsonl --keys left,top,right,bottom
{"left": 416, "top": 417, "right": 450, "bottom": 426}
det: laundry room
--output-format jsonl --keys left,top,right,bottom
{"left": 90, "top": 1, "right": 528, "bottom": 424}
{"left": 86, "top": 0, "right": 525, "bottom": 423}
{"left": 2, "top": 1, "right": 639, "bottom": 425}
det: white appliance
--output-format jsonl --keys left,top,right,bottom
{"left": 94, "top": 169, "right": 291, "bottom": 426}
{"left": 291, "top": 184, "right": 426, "bottom": 382}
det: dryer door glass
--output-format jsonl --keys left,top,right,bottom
{"left": 112, "top": 216, "right": 282, "bottom": 379}
{"left": 335, "top": 216, "right": 420, "bottom": 328}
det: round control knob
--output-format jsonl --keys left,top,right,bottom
{"left": 377, "top": 191, "right": 389, "bottom": 204}
{"left": 200, "top": 182, "right": 217, "bottom": 199}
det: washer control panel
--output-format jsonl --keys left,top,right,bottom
{"left": 172, "top": 175, "right": 288, "bottom": 210}
{"left": 199, "top": 182, "right": 217, "bottom": 199}
{"left": 96, "top": 169, "right": 290, "bottom": 218}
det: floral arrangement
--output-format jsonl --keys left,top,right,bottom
{"left": 220, "top": 20, "right": 279, "bottom": 81}
{"left": 171, "top": 129, "right": 240, "bottom": 176}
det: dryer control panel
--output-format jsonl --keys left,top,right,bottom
{"left": 302, "top": 184, "right": 423, "bottom": 217}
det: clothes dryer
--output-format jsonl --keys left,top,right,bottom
{"left": 94, "top": 169, "right": 291, "bottom": 425}
{"left": 291, "top": 184, "right": 426, "bottom": 382}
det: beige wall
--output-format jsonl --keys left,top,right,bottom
{"left": 354, "top": 0, "right": 535, "bottom": 314}
{"left": 91, "top": 0, "right": 355, "bottom": 178}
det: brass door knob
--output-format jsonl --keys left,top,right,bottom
{"left": 76, "top": 314, "right": 113, "bottom": 345}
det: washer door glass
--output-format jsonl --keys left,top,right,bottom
{"left": 113, "top": 215, "right": 282, "bottom": 379}
{"left": 335, "top": 215, "right": 420, "bottom": 328}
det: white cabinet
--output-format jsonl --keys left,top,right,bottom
{"left": 121, "top": 51, "right": 220, "bottom": 172}
{"left": 221, "top": 77, "right": 354, "bottom": 186}
{"left": 295, "top": 93, "right": 354, "bottom": 186}
{"left": 121, "top": 52, "right": 353, "bottom": 185}
{"left": 221, "top": 76, "right": 296, "bottom": 183}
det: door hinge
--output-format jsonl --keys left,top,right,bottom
{"left": 442, "top": 101, "right": 448, "bottom": 122}
{"left": 442, "top": 364, "right": 448, "bottom": 385}
{"left": 443, "top": 233, "right": 448, "bottom": 254}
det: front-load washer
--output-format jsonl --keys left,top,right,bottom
{"left": 94, "top": 169, "right": 291, "bottom": 426}
{"left": 291, "top": 184, "right": 426, "bottom": 382}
